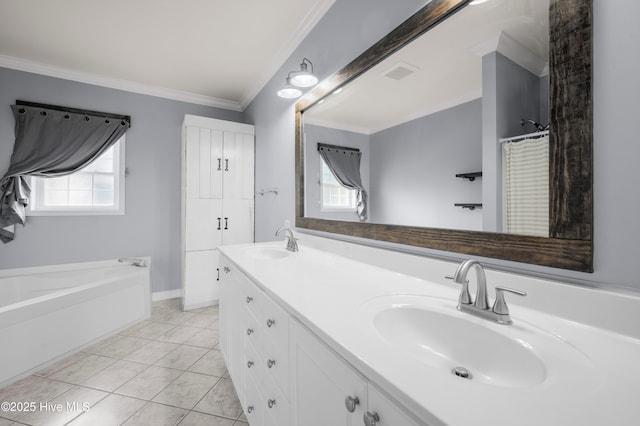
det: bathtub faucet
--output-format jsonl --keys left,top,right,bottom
{"left": 118, "top": 258, "right": 148, "bottom": 267}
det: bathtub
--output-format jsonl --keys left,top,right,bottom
{"left": 0, "top": 259, "right": 151, "bottom": 387}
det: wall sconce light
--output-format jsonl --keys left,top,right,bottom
{"left": 277, "top": 58, "right": 318, "bottom": 98}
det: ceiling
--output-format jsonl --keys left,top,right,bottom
{"left": 0, "top": 0, "right": 335, "bottom": 111}
{"left": 305, "top": 0, "right": 549, "bottom": 134}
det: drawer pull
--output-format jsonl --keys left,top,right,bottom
{"left": 344, "top": 395, "right": 360, "bottom": 413}
{"left": 247, "top": 361, "right": 254, "bottom": 368}
{"left": 364, "top": 411, "right": 380, "bottom": 426}
{"left": 267, "top": 359, "right": 276, "bottom": 368}
{"left": 247, "top": 328, "right": 254, "bottom": 336}
{"left": 247, "top": 405, "right": 254, "bottom": 414}
{"left": 267, "top": 399, "right": 276, "bottom": 409}
{"left": 266, "top": 318, "right": 276, "bottom": 327}
{"left": 246, "top": 296, "right": 253, "bottom": 303}
{"left": 223, "top": 266, "right": 230, "bottom": 273}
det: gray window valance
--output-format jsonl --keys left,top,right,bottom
{"left": 0, "top": 101, "right": 131, "bottom": 243}
{"left": 318, "top": 143, "right": 368, "bottom": 221}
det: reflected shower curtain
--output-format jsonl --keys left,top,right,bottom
{"left": 502, "top": 135, "right": 549, "bottom": 237}
{"left": 0, "top": 103, "right": 130, "bottom": 243}
{"left": 318, "top": 143, "right": 368, "bottom": 221}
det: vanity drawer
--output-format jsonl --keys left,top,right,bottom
{"left": 261, "top": 292, "right": 290, "bottom": 353}
{"left": 244, "top": 337, "right": 263, "bottom": 388}
{"left": 238, "top": 272, "right": 262, "bottom": 319}
{"left": 262, "top": 338, "right": 289, "bottom": 398}
{"left": 243, "top": 308, "right": 263, "bottom": 353}
{"left": 244, "top": 374, "right": 263, "bottom": 426}
{"left": 262, "top": 372, "right": 290, "bottom": 426}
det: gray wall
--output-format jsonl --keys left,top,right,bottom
{"left": 303, "top": 124, "right": 370, "bottom": 222}
{"left": 482, "top": 52, "right": 547, "bottom": 232}
{"left": 369, "top": 99, "right": 482, "bottom": 230}
{"left": 245, "top": 0, "right": 640, "bottom": 292}
{"left": 0, "top": 68, "right": 244, "bottom": 293}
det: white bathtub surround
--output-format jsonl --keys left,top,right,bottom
{"left": 0, "top": 258, "right": 151, "bottom": 387}
{"left": 219, "top": 238, "right": 640, "bottom": 426}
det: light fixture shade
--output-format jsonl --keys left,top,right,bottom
{"left": 277, "top": 77, "right": 302, "bottom": 98}
{"left": 290, "top": 72, "right": 318, "bottom": 87}
{"left": 290, "top": 59, "right": 318, "bottom": 87}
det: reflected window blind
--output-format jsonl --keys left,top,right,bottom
{"left": 502, "top": 136, "right": 549, "bottom": 237}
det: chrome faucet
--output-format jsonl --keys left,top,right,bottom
{"left": 275, "top": 227, "right": 299, "bottom": 252}
{"left": 118, "top": 258, "right": 148, "bottom": 267}
{"left": 450, "top": 259, "right": 526, "bottom": 325}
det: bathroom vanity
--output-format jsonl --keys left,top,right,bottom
{"left": 219, "top": 236, "right": 640, "bottom": 426}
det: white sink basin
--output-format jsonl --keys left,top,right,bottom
{"left": 360, "top": 295, "right": 595, "bottom": 389}
{"left": 246, "top": 246, "right": 289, "bottom": 260}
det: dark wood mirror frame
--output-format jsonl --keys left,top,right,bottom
{"left": 295, "top": 0, "right": 592, "bottom": 272}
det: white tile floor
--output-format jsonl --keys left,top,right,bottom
{"left": 0, "top": 298, "right": 247, "bottom": 426}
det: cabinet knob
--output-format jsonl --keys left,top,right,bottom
{"left": 246, "top": 296, "right": 253, "bottom": 303}
{"left": 246, "top": 328, "right": 254, "bottom": 336}
{"left": 247, "top": 405, "right": 254, "bottom": 414}
{"left": 364, "top": 411, "right": 380, "bottom": 426}
{"left": 223, "top": 266, "right": 230, "bottom": 273}
{"left": 266, "top": 318, "right": 276, "bottom": 328}
{"left": 267, "top": 359, "right": 276, "bottom": 368}
{"left": 247, "top": 361, "right": 254, "bottom": 368}
{"left": 344, "top": 395, "right": 360, "bottom": 413}
{"left": 267, "top": 399, "right": 276, "bottom": 409}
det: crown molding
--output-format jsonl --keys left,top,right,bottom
{"left": 0, "top": 54, "right": 243, "bottom": 111}
{"left": 238, "top": 0, "right": 336, "bottom": 110}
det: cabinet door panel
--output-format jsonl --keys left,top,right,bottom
{"left": 198, "top": 128, "right": 212, "bottom": 198}
{"left": 185, "top": 126, "right": 200, "bottom": 199}
{"left": 222, "top": 199, "right": 254, "bottom": 245}
{"left": 223, "top": 132, "right": 254, "bottom": 199}
{"left": 184, "top": 250, "right": 219, "bottom": 308}
{"left": 290, "top": 319, "right": 367, "bottom": 426}
{"left": 185, "top": 198, "right": 223, "bottom": 251}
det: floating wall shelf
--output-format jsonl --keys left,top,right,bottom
{"left": 456, "top": 172, "right": 482, "bottom": 182}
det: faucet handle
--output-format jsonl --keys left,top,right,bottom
{"left": 445, "top": 276, "right": 471, "bottom": 305}
{"left": 492, "top": 287, "right": 526, "bottom": 323}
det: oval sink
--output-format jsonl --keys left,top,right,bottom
{"left": 246, "top": 246, "right": 289, "bottom": 260}
{"left": 374, "top": 306, "right": 546, "bottom": 387}
{"left": 360, "top": 295, "right": 594, "bottom": 389}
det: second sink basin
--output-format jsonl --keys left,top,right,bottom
{"left": 359, "top": 294, "right": 595, "bottom": 389}
{"left": 245, "top": 246, "right": 289, "bottom": 260}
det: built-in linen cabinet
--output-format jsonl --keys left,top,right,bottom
{"left": 181, "top": 115, "right": 254, "bottom": 311}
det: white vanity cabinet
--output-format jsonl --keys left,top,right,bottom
{"left": 220, "top": 258, "right": 291, "bottom": 426}
{"left": 220, "top": 253, "right": 425, "bottom": 426}
{"left": 181, "top": 115, "right": 254, "bottom": 311}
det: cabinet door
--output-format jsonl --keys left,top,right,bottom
{"left": 183, "top": 250, "right": 219, "bottom": 309}
{"left": 185, "top": 126, "right": 223, "bottom": 200}
{"left": 185, "top": 198, "right": 223, "bottom": 251}
{"left": 219, "top": 258, "right": 232, "bottom": 361}
{"left": 290, "top": 319, "right": 367, "bottom": 426}
{"left": 367, "top": 385, "right": 423, "bottom": 426}
{"left": 222, "top": 199, "right": 254, "bottom": 245}
{"left": 223, "top": 131, "right": 254, "bottom": 199}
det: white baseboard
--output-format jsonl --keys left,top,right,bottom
{"left": 152, "top": 289, "right": 182, "bottom": 302}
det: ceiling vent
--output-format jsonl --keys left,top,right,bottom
{"left": 382, "top": 62, "right": 419, "bottom": 80}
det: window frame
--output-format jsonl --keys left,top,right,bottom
{"left": 319, "top": 156, "right": 357, "bottom": 212}
{"left": 27, "top": 137, "right": 126, "bottom": 216}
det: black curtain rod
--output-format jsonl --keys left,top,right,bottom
{"left": 16, "top": 100, "right": 131, "bottom": 127}
{"left": 317, "top": 142, "right": 360, "bottom": 153}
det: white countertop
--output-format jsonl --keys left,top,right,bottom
{"left": 220, "top": 238, "right": 640, "bottom": 426}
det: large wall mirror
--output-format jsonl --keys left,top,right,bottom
{"left": 295, "top": 0, "right": 592, "bottom": 272}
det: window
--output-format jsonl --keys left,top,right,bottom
{"left": 320, "top": 157, "right": 356, "bottom": 211}
{"left": 28, "top": 137, "right": 125, "bottom": 216}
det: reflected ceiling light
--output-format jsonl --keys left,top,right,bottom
{"left": 470, "top": 0, "right": 490, "bottom": 5}
{"left": 332, "top": 87, "right": 343, "bottom": 94}
{"left": 290, "top": 58, "right": 318, "bottom": 87}
{"left": 277, "top": 76, "right": 303, "bottom": 99}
